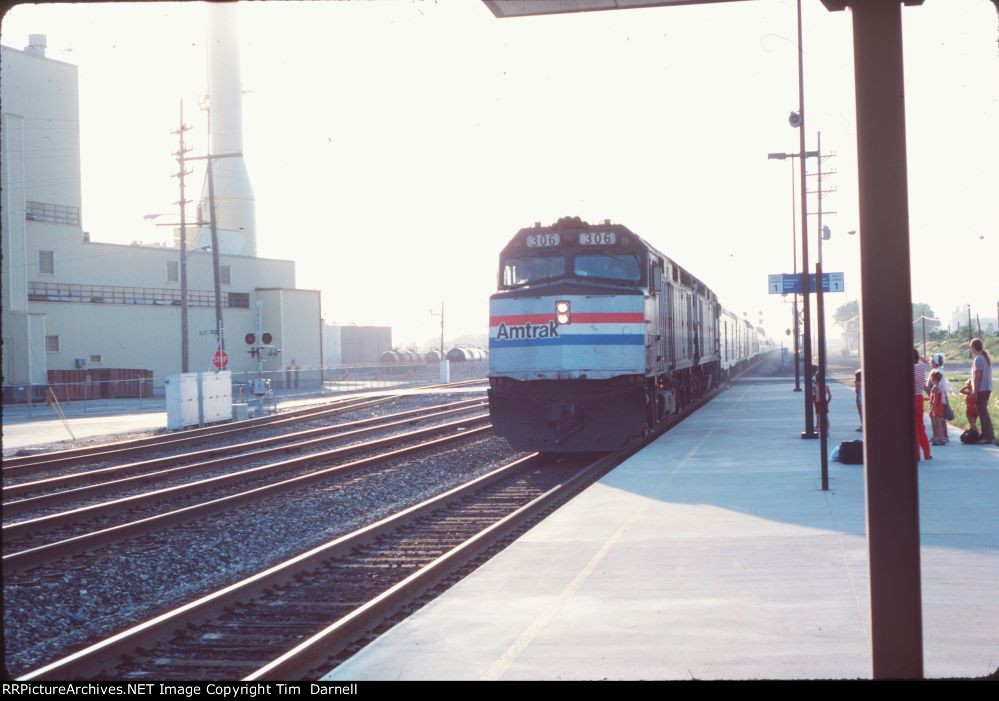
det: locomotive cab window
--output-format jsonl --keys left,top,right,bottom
{"left": 502, "top": 256, "right": 566, "bottom": 288}
{"left": 574, "top": 253, "right": 641, "bottom": 283}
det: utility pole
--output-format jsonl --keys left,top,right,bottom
{"left": 430, "top": 302, "right": 445, "bottom": 358}
{"left": 810, "top": 130, "right": 837, "bottom": 486}
{"left": 430, "top": 302, "right": 447, "bottom": 383}
{"left": 203, "top": 102, "right": 223, "bottom": 361}
{"left": 968, "top": 305, "right": 973, "bottom": 349}
{"left": 919, "top": 315, "right": 927, "bottom": 359}
{"left": 795, "top": 0, "right": 816, "bottom": 440}
{"left": 184, "top": 100, "right": 241, "bottom": 370}
{"left": 172, "top": 100, "right": 194, "bottom": 373}
{"left": 207, "top": 153, "right": 223, "bottom": 357}
{"left": 813, "top": 132, "right": 839, "bottom": 267}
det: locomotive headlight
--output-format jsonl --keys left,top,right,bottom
{"left": 555, "top": 300, "right": 570, "bottom": 325}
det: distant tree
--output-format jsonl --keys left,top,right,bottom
{"left": 911, "top": 302, "right": 938, "bottom": 325}
{"left": 834, "top": 300, "right": 860, "bottom": 351}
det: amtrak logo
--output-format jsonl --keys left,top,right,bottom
{"left": 495, "top": 321, "right": 560, "bottom": 340}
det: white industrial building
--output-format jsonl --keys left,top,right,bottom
{"left": 1, "top": 30, "right": 321, "bottom": 397}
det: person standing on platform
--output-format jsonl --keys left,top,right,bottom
{"left": 960, "top": 379, "right": 980, "bottom": 436}
{"left": 928, "top": 369, "right": 947, "bottom": 446}
{"left": 855, "top": 369, "right": 863, "bottom": 432}
{"left": 913, "top": 348, "right": 931, "bottom": 461}
{"left": 811, "top": 365, "right": 831, "bottom": 435}
{"left": 929, "top": 354, "right": 952, "bottom": 443}
{"left": 970, "top": 338, "right": 995, "bottom": 444}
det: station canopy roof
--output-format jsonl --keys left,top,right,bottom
{"left": 482, "top": 1, "right": 924, "bottom": 17}
{"left": 483, "top": 0, "right": 748, "bottom": 19}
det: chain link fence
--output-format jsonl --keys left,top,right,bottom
{"left": 3, "top": 360, "right": 489, "bottom": 419}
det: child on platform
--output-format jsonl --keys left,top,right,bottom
{"left": 960, "top": 379, "right": 980, "bottom": 435}
{"left": 928, "top": 370, "right": 947, "bottom": 445}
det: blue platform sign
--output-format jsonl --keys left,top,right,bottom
{"left": 768, "top": 272, "right": 845, "bottom": 294}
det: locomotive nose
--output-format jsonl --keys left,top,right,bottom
{"left": 549, "top": 400, "right": 583, "bottom": 444}
{"left": 549, "top": 400, "right": 578, "bottom": 427}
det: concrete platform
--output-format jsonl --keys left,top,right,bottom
{"left": 325, "top": 379, "right": 999, "bottom": 680}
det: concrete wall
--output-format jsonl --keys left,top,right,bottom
{"left": 254, "top": 288, "right": 322, "bottom": 381}
{"left": 1, "top": 43, "right": 321, "bottom": 387}
{"left": 322, "top": 324, "right": 393, "bottom": 365}
{"left": 2, "top": 46, "right": 81, "bottom": 384}
{"left": 0, "top": 46, "right": 81, "bottom": 209}
{"left": 28, "top": 232, "right": 295, "bottom": 291}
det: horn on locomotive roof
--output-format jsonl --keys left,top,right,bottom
{"left": 552, "top": 216, "right": 590, "bottom": 229}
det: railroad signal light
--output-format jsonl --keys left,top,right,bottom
{"left": 262, "top": 332, "right": 273, "bottom": 345}
{"left": 245, "top": 333, "right": 256, "bottom": 345}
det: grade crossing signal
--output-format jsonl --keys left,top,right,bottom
{"left": 246, "top": 331, "right": 276, "bottom": 358}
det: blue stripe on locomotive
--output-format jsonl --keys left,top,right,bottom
{"left": 489, "top": 334, "right": 644, "bottom": 349}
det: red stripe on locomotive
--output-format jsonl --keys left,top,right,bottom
{"left": 490, "top": 312, "right": 644, "bottom": 327}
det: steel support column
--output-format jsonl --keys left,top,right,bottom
{"left": 851, "top": 0, "right": 923, "bottom": 679}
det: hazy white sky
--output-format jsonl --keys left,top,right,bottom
{"left": 2, "top": 0, "right": 996, "bottom": 347}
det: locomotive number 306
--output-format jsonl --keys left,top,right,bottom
{"left": 579, "top": 231, "right": 616, "bottom": 245}
{"left": 527, "top": 233, "right": 561, "bottom": 248}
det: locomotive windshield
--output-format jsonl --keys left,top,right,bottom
{"left": 502, "top": 256, "right": 566, "bottom": 288}
{"left": 501, "top": 252, "right": 643, "bottom": 288}
{"left": 574, "top": 253, "right": 641, "bottom": 282}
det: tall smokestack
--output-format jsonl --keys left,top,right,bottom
{"left": 202, "top": 2, "right": 257, "bottom": 257}
{"left": 24, "top": 34, "right": 47, "bottom": 58}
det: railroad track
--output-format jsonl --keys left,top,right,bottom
{"left": 13, "top": 376, "right": 723, "bottom": 680}
{"left": 20, "top": 451, "right": 606, "bottom": 680}
{"left": 3, "top": 398, "right": 488, "bottom": 509}
{"left": 3, "top": 378, "right": 487, "bottom": 475}
{"left": 2, "top": 414, "right": 494, "bottom": 572}
{"left": 1, "top": 395, "right": 393, "bottom": 475}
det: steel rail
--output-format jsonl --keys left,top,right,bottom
{"left": 1, "top": 395, "right": 395, "bottom": 473}
{"left": 6, "top": 380, "right": 488, "bottom": 473}
{"left": 2, "top": 399, "right": 487, "bottom": 511}
{"left": 19, "top": 448, "right": 535, "bottom": 681}
{"left": 18, "top": 373, "right": 724, "bottom": 680}
{"left": 2, "top": 378, "right": 487, "bottom": 472}
{"left": 0, "top": 414, "right": 491, "bottom": 548}
{"left": 249, "top": 377, "right": 734, "bottom": 680}
{"left": 4, "top": 421, "right": 494, "bottom": 576}
{"left": 247, "top": 451, "right": 634, "bottom": 680}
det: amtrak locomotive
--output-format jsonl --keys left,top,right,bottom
{"left": 488, "top": 217, "right": 767, "bottom": 452}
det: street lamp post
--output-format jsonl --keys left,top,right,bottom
{"left": 146, "top": 212, "right": 210, "bottom": 374}
{"left": 769, "top": 149, "right": 818, "bottom": 394}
